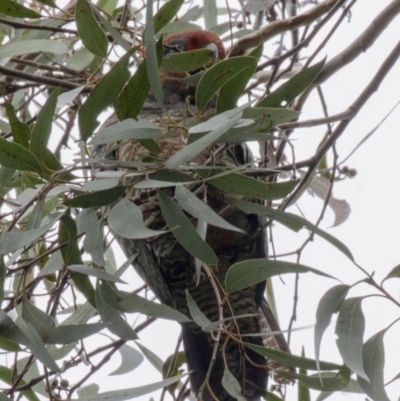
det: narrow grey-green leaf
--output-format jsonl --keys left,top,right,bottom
{"left": 154, "top": 0, "right": 184, "bottom": 34}
{"left": 145, "top": 0, "right": 164, "bottom": 107}
{"left": 76, "top": 373, "right": 187, "bottom": 401}
{"left": 0, "top": 137, "right": 42, "bottom": 173}
{"left": 158, "top": 191, "right": 218, "bottom": 266}
{"left": 0, "top": 258, "right": 5, "bottom": 305}
{"left": 217, "top": 61, "right": 257, "bottom": 114}
{"left": 246, "top": 344, "right": 343, "bottom": 371}
{"left": 15, "top": 318, "right": 59, "bottom": 372}
{"left": 109, "top": 344, "right": 144, "bottom": 375}
{"left": 0, "top": 0, "right": 41, "bottom": 18}
{"left": 79, "top": 208, "right": 101, "bottom": 253}
{"left": 335, "top": 297, "right": 369, "bottom": 382}
{"left": 100, "top": 282, "right": 190, "bottom": 322}
{"left": 167, "top": 116, "right": 243, "bottom": 169}
{"left": 0, "top": 213, "right": 62, "bottom": 254}
{"left": 383, "top": 263, "right": 400, "bottom": 281}
{"left": 225, "top": 259, "right": 336, "bottom": 293}
{"left": 196, "top": 57, "right": 257, "bottom": 112}
{"left": 21, "top": 297, "right": 106, "bottom": 344}
{"left": 0, "top": 40, "right": 68, "bottom": 58}
{"left": 357, "top": 330, "right": 390, "bottom": 401}
{"left": 81, "top": 178, "right": 119, "bottom": 191}
{"left": 197, "top": 170, "right": 298, "bottom": 201}
{"left": 222, "top": 369, "right": 246, "bottom": 401}
{"left": 161, "top": 48, "right": 214, "bottom": 72}
{"left": 277, "top": 367, "right": 351, "bottom": 392}
{"left": 90, "top": 119, "right": 162, "bottom": 144}
{"left": 78, "top": 50, "right": 133, "bottom": 141}
{"left": 185, "top": 291, "right": 212, "bottom": 330}
{"left": 315, "top": 285, "right": 350, "bottom": 371}
{"left": 95, "top": 284, "right": 138, "bottom": 340}
{"left": 175, "top": 186, "right": 244, "bottom": 233}
{"left": 64, "top": 185, "right": 125, "bottom": 208}
{"left": 226, "top": 199, "right": 355, "bottom": 261}
{"left": 257, "top": 58, "right": 326, "bottom": 108}
{"left": 68, "top": 264, "right": 125, "bottom": 283}
{"left": 30, "top": 90, "right": 58, "bottom": 162}
{"left": 75, "top": 0, "right": 108, "bottom": 58}
{"left": 0, "top": 365, "right": 40, "bottom": 401}
{"left": 108, "top": 198, "right": 162, "bottom": 239}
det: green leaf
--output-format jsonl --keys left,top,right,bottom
{"left": 0, "top": 336, "right": 20, "bottom": 352}
{"left": 30, "top": 90, "right": 59, "bottom": 162}
{"left": 266, "top": 392, "right": 284, "bottom": 401}
{"left": 75, "top": 0, "right": 108, "bottom": 58}
{"left": 217, "top": 56, "right": 259, "bottom": 114}
{"left": 0, "top": 40, "right": 68, "bottom": 58}
{"left": 357, "top": 330, "right": 390, "bottom": 401}
{"left": 315, "top": 285, "right": 350, "bottom": 371}
{"left": 226, "top": 199, "right": 355, "bottom": 261}
{"left": 158, "top": 191, "right": 218, "bottom": 266}
{"left": 5, "top": 101, "right": 30, "bottom": 148}
{"left": 335, "top": 297, "right": 368, "bottom": 382}
{"left": 0, "top": 366, "right": 40, "bottom": 401}
{"left": 0, "top": 213, "right": 62, "bottom": 254}
{"left": 90, "top": 119, "right": 162, "bottom": 144}
{"left": 95, "top": 284, "right": 138, "bottom": 341}
{"left": 59, "top": 214, "right": 96, "bottom": 306}
{"left": 257, "top": 58, "right": 326, "bottom": 108}
{"left": 108, "top": 198, "right": 162, "bottom": 239}
{"left": 78, "top": 208, "right": 102, "bottom": 257}
{"left": 277, "top": 367, "right": 351, "bottom": 392}
{"left": 175, "top": 186, "right": 244, "bottom": 233}
{"left": 14, "top": 318, "right": 59, "bottom": 371}
{"left": 0, "top": 0, "right": 41, "bottom": 17}
{"left": 165, "top": 107, "right": 243, "bottom": 169}
{"left": 197, "top": 170, "right": 298, "bottom": 201}
{"left": 100, "top": 282, "right": 190, "bottom": 322}
{"left": 196, "top": 57, "right": 257, "bottom": 112}
{"left": 64, "top": 185, "right": 125, "bottom": 208}
{"left": 0, "top": 258, "right": 5, "bottom": 305}
{"left": 110, "top": 344, "right": 144, "bottom": 375}
{"left": 242, "top": 107, "right": 300, "bottom": 129}
{"left": 154, "top": 0, "right": 184, "bottom": 34}
{"left": 78, "top": 50, "right": 133, "bottom": 141}
{"left": 145, "top": 0, "right": 164, "bottom": 107}
{"left": 0, "top": 137, "right": 42, "bottom": 173}
{"left": 21, "top": 297, "right": 106, "bottom": 344}
{"left": 161, "top": 48, "right": 214, "bottom": 72}
{"left": 383, "top": 263, "right": 400, "bottom": 281}
{"left": 299, "top": 347, "right": 311, "bottom": 401}
{"left": 76, "top": 374, "right": 187, "bottom": 401}
{"left": 222, "top": 369, "right": 246, "bottom": 401}
{"left": 185, "top": 291, "right": 212, "bottom": 329}
{"left": 68, "top": 264, "right": 125, "bottom": 283}
{"left": 246, "top": 344, "right": 343, "bottom": 371}
{"left": 225, "top": 259, "right": 336, "bottom": 293}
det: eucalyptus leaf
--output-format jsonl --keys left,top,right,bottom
{"left": 75, "top": 0, "right": 108, "bottom": 58}
{"left": 108, "top": 198, "right": 162, "bottom": 239}
{"left": 95, "top": 284, "right": 138, "bottom": 340}
{"left": 335, "top": 297, "right": 369, "bottom": 382}
{"left": 315, "top": 285, "right": 350, "bottom": 371}
{"left": 357, "top": 330, "right": 390, "bottom": 401}
{"left": 175, "top": 186, "right": 244, "bottom": 233}
{"left": 225, "top": 259, "right": 336, "bottom": 293}
{"left": 109, "top": 344, "right": 144, "bottom": 375}
{"left": 158, "top": 191, "right": 218, "bottom": 266}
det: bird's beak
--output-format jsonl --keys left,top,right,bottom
{"left": 204, "top": 42, "right": 220, "bottom": 64}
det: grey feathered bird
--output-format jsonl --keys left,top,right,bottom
{"left": 94, "top": 30, "right": 290, "bottom": 401}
